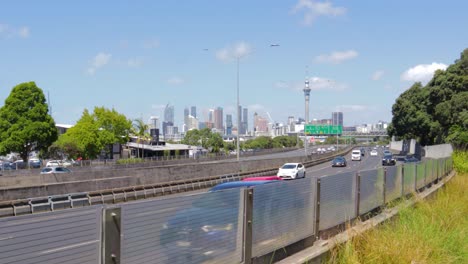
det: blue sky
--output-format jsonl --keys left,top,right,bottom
{"left": 1, "top": 1, "right": 467, "bottom": 128}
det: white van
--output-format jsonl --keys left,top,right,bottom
{"left": 351, "top": 149, "right": 362, "bottom": 161}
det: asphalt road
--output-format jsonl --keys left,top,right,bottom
{"left": 306, "top": 147, "right": 386, "bottom": 178}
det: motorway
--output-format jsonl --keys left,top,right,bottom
{"left": 306, "top": 147, "right": 385, "bottom": 178}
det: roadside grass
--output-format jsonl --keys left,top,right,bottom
{"left": 326, "top": 152, "right": 468, "bottom": 264}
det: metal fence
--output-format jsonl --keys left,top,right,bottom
{"left": 0, "top": 157, "right": 453, "bottom": 264}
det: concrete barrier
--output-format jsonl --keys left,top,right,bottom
{"left": 424, "top": 144, "right": 453, "bottom": 159}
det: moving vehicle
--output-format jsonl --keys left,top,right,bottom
{"left": 40, "top": 166, "right": 72, "bottom": 174}
{"left": 404, "top": 156, "right": 420, "bottom": 163}
{"left": 370, "top": 150, "right": 378, "bottom": 156}
{"left": 331, "top": 156, "right": 347, "bottom": 167}
{"left": 351, "top": 149, "right": 362, "bottom": 161}
{"left": 382, "top": 154, "right": 396, "bottom": 166}
{"left": 277, "top": 163, "right": 306, "bottom": 179}
{"left": 160, "top": 180, "right": 277, "bottom": 262}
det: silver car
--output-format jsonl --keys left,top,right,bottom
{"left": 40, "top": 166, "right": 72, "bottom": 174}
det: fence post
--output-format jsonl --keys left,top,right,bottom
{"left": 314, "top": 177, "right": 321, "bottom": 240}
{"left": 102, "top": 207, "right": 121, "bottom": 264}
{"left": 243, "top": 188, "right": 254, "bottom": 264}
{"left": 383, "top": 167, "right": 387, "bottom": 205}
{"left": 355, "top": 172, "right": 361, "bottom": 219}
{"left": 400, "top": 165, "right": 404, "bottom": 198}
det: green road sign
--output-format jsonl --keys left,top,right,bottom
{"left": 305, "top": 124, "right": 343, "bottom": 135}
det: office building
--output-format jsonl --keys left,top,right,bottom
{"left": 242, "top": 108, "right": 248, "bottom": 135}
{"left": 214, "top": 107, "right": 223, "bottom": 130}
{"left": 191, "top": 106, "right": 197, "bottom": 118}
{"left": 332, "top": 112, "right": 343, "bottom": 126}
{"left": 226, "top": 114, "right": 233, "bottom": 135}
{"left": 164, "top": 104, "right": 174, "bottom": 123}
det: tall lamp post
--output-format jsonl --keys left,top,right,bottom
{"left": 236, "top": 44, "right": 279, "bottom": 161}
{"left": 236, "top": 56, "right": 240, "bottom": 161}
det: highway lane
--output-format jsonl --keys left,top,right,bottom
{"left": 306, "top": 147, "right": 386, "bottom": 178}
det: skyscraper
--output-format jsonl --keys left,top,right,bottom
{"left": 332, "top": 112, "right": 343, "bottom": 126}
{"left": 183, "top": 107, "right": 190, "bottom": 132}
{"left": 242, "top": 108, "right": 248, "bottom": 135}
{"left": 164, "top": 104, "right": 174, "bottom": 123}
{"left": 191, "top": 106, "right": 197, "bottom": 118}
{"left": 214, "top": 107, "right": 223, "bottom": 130}
{"left": 226, "top": 114, "right": 233, "bottom": 135}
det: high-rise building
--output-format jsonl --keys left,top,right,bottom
{"left": 242, "top": 108, "right": 248, "bottom": 135}
{"left": 162, "top": 121, "right": 174, "bottom": 136}
{"left": 164, "top": 104, "right": 174, "bottom": 123}
{"left": 253, "top": 112, "right": 268, "bottom": 133}
{"left": 208, "top": 109, "right": 214, "bottom": 123}
{"left": 332, "top": 112, "right": 343, "bottom": 126}
{"left": 191, "top": 106, "right": 197, "bottom": 118}
{"left": 183, "top": 107, "right": 190, "bottom": 132}
{"left": 149, "top": 116, "right": 159, "bottom": 129}
{"left": 186, "top": 115, "right": 198, "bottom": 131}
{"left": 226, "top": 114, "right": 233, "bottom": 135}
{"left": 214, "top": 107, "right": 223, "bottom": 130}
{"left": 288, "top": 116, "right": 295, "bottom": 132}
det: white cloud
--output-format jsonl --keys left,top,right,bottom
{"left": 278, "top": 77, "right": 348, "bottom": 92}
{"left": 0, "top": 24, "right": 30, "bottom": 38}
{"left": 315, "top": 50, "right": 358, "bottom": 64}
{"left": 86, "top": 52, "right": 112, "bottom": 75}
{"left": 167, "top": 77, "right": 185, "bottom": 85}
{"left": 216, "top": 41, "right": 253, "bottom": 62}
{"left": 144, "top": 38, "right": 159, "bottom": 49}
{"left": 18, "top": 26, "right": 30, "bottom": 38}
{"left": 372, "top": 70, "right": 384, "bottom": 81}
{"left": 291, "top": 0, "right": 346, "bottom": 26}
{"left": 127, "top": 57, "right": 144, "bottom": 68}
{"left": 338, "top": 105, "right": 369, "bottom": 112}
{"left": 401, "top": 62, "right": 448, "bottom": 83}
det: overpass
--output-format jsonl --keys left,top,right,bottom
{"left": 0, "top": 148, "right": 453, "bottom": 263}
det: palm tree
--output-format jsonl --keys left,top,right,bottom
{"left": 133, "top": 118, "right": 149, "bottom": 158}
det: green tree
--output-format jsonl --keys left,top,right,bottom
{"left": 56, "top": 107, "right": 132, "bottom": 159}
{"left": 133, "top": 118, "right": 150, "bottom": 158}
{"left": 389, "top": 48, "right": 468, "bottom": 149}
{"left": 0, "top": 82, "right": 57, "bottom": 162}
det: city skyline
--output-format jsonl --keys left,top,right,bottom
{"left": 1, "top": 1, "right": 467, "bottom": 127}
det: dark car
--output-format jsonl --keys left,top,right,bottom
{"left": 331, "top": 156, "right": 347, "bottom": 167}
{"left": 29, "top": 158, "right": 42, "bottom": 168}
{"left": 382, "top": 154, "right": 396, "bottom": 166}
{"left": 160, "top": 180, "right": 279, "bottom": 262}
{"left": 360, "top": 148, "right": 365, "bottom": 156}
{"left": 404, "top": 156, "right": 420, "bottom": 163}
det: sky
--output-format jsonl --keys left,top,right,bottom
{"left": 1, "top": 0, "right": 467, "bottom": 129}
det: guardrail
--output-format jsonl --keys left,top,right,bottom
{"left": 0, "top": 147, "right": 352, "bottom": 216}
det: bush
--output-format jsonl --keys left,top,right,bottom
{"left": 453, "top": 151, "right": 468, "bottom": 173}
{"left": 116, "top": 158, "right": 144, "bottom": 165}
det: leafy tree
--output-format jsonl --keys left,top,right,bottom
{"left": 182, "top": 129, "right": 201, "bottom": 146}
{"left": 181, "top": 128, "right": 225, "bottom": 153}
{"left": 133, "top": 118, "right": 150, "bottom": 158}
{"left": 56, "top": 107, "right": 132, "bottom": 159}
{"left": 0, "top": 82, "right": 57, "bottom": 162}
{"left": 389, "top": 48, "right": 468, "bottom": 149}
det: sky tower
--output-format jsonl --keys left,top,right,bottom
{"left": 303, "top": 77, "right": 311, "bottom": 123}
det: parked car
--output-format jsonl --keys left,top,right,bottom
{"left": 331, "top": 156, "right": 347, "bottom": 167}
{"left": 242, "top": 176, "right": 283, "bottom": 181}
{"left": 277, "top": 163, "right": 306, "bottom": 179}
{"left": 46, "top": 160, "right": 62, "bottom": 167}
{"left": 382, "top": 154, "right": 396, "bottom": 166}
{"left": 29, "top": 158, "right": 41, "bottom": 168}
{"left": 40, "top": 166, "right": 72, "bottom": 174}
{"left": 160, "top": 180, "right": 277, "bottom": 262}
{"left": 370, "top": 150, "right": 378, "bottom": 156}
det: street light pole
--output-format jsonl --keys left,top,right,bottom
{"left": 236, "top": 56, "right": 240, "bottom": 161}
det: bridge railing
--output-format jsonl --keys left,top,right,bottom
{"left": 0, "top": 157, "right": 453, "bottom": 264}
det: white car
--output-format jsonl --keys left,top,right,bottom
{"left": 46, "top": 160, "right": 62, "bottom": 167}
{"left": 351, "top": 149, "right": 362, "bottom": 161}
{"left": 277, "top": 163, "right": 306, "bottom": 179}
{"left": 370, "top": 150, "right": 378, "bottom": 156}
